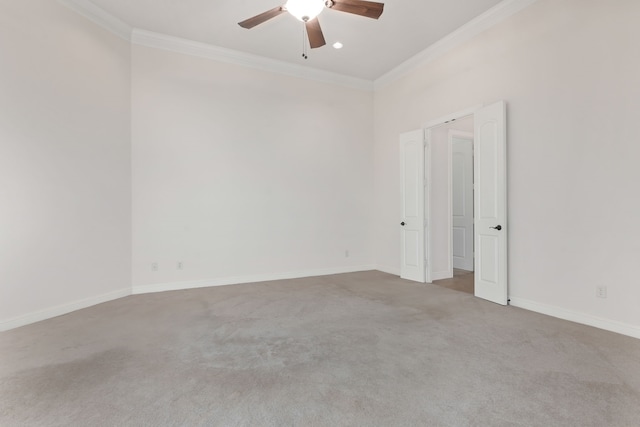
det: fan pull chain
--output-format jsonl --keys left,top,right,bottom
{"left": 301, "top": 23, "right": 308, "bottom": 59}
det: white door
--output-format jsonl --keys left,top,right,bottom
{"left": 451, "top": 133, "right": 474, "bottom": 271}
{"left": 474, "top": 101, "right": 508, "bottom": 305}
{"left": 400, "top": 130, "right": 426, "bottom": 282}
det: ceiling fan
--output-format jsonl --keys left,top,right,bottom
{"left": 238, "top": 0, "right": 384, "bottom": 51}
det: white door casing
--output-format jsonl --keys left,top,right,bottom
{"left": 451, "top": 131, "right": 474, "bottom": 271}
{"left": 399, "top": 130, "right": 427, "bottom": 283}
{"left": 402, "top": 102, "right": 507, "bottom": 302}
{"left": 474, "top": 101, "right": 508, "bottom": 305}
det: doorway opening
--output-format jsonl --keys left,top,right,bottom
{"left": 399, "top": 101, "right": 507, "bottom": 305}
{"left": 428, "top": 116, "right": 475, "bottom": 295}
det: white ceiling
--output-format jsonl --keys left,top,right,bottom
{"left": 86, "top": 0, "right": 504, "bottom": 80}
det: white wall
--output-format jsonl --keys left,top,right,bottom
{"left": 131, "top": 45, "right": 374, "bottom": 289}
{"left": 373, "top": 0, "right": 640, "bottom": 333}
{"left": 0, "top": 0, "right": 131, "bottom": 327}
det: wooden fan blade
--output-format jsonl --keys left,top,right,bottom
{"left": 238, "top": 6, "right": 286, "bottom": 29}
{"left": 306, "top": 18, "right": 326, "bottom": 49}
{"left": 330, "top": 0, "right": 384, "bottom": 19}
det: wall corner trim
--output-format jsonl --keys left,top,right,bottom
{"left": 374, "top": 0, "right": 540, "bottom": 89}
{"left": 58, "top": 0, "right": 133, "bottom": 41}
{"left": 0, "top": 288, "right": 132, "bottom": 332}
{"left": 132, "top": 265, "right": 376, "bottom": 295}
{"left": 131, "top": 29, "right": 373, "bottom": 91}
{"left": 510, "top": 297, "right": 640, "bottom": 340}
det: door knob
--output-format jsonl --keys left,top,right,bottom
{"left": 400, "top": 222, "right": 405, "bottom": 226}
{"left": 490, "top": 225, "right": 502, "bottom": 231}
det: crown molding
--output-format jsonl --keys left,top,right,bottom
{"left": 131, "top": 29, "right": 373, "bottom": 91}
{"left": 58, "top": 0, "right": 539, "bottom": 91}
{"left": 58, "top": 0, "right": 371, "bottom": 90}
{"left": 374, "top": 0, "right": 540, "bottom": 89}
{"left": 58, "top": 0, "right": 132, "bottom": 41}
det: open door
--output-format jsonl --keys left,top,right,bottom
{"left": 399, "top": 130, "right": 427, "bottom": 282}
{"left": 474, "top": 101, "right": 508, "bottom": 305}
{"left": 451, "top": 132, "right": 474, "bottom": 272}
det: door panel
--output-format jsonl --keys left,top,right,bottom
{"left": 404, "top": 230, "right": 420, "bottom": 267}
{"left": 474, "top": 101, "right": 508, "bottom": 305}
{"left": 478, "top": 123, "right": 498, "bottom": 219}
{"left": 400, "top": 130, "right": 426, "bottom": 282}
{"left": 479, "top": 235, "right": 499, "bottom": 283}
{"left": 451, "top": 134, "right": 474, "bottom": 271}
{"left": 452, "top": 228, "right": 465, "bottom": 257}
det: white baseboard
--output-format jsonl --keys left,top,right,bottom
{"left": 1, "top": 267, "right": 377, "bottom": 332}
{"left": 510, "top": 297, "right": 640, "bottom": 340}
{"left": 373, "top": 264, "right": 400, "bottom": 276}
{"left": 133, "top": 265, "right": 376, "bottom": 295}
{"left": 0, "top": 288, "right": 131, "bottom": 332}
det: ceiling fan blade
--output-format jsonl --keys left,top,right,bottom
{"left": 330, "top": 0, "right": 384, "bottom": 19}
{"left": 238, "top": 6, "right": 286, "bottom": 29}
{"left": 306, "top": 18, "right": 326, "bottom": 49}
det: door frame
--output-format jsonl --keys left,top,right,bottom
{"left": 421, "top": 102, "right": 508, "bottom": 305}
{"left": 423, "top": 105, "right": 482, "bottom": 283}
{"left": 400, "top": 102, "right": 507, "bottom": 304}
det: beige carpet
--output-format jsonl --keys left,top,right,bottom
{"left": 1, "top": 271, "right": 639, "bottom": 426}
{"left": 433, "top": 269, "right": 474, "bottom": 295}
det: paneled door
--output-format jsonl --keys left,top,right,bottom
{"left": 474, "top": 101, "right": 508, "bottom": 305}
{"left": 451, "top": 132, "right": 474, "bottom": 271}
{"left": 399, "top": 130, "right": 427, "bottom": 282}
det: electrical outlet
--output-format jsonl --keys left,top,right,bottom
{"left": 177, "top": 261, "right": 184, "bottom": 270}
{"left": 596, "top": 286, "right": 607, "bottom": 299}
{"left": 151, "top": 262, "right": 158, "bottom": 272}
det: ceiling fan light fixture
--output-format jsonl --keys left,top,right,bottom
{"left": 285, "top": 0, "right": 325, "bottom": 22}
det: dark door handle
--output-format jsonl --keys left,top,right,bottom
{"left": 400, "top": 222, "right": 405, "bottom": 226}
{"left": 490, "top": 225, "right": 502, "bottom": 231}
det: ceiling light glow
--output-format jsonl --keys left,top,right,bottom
{"left": 285, "top": 0, "right": 326, "bottom": 22}
{"left": 333, "top": 42, "right": 343, "bottom": 49}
